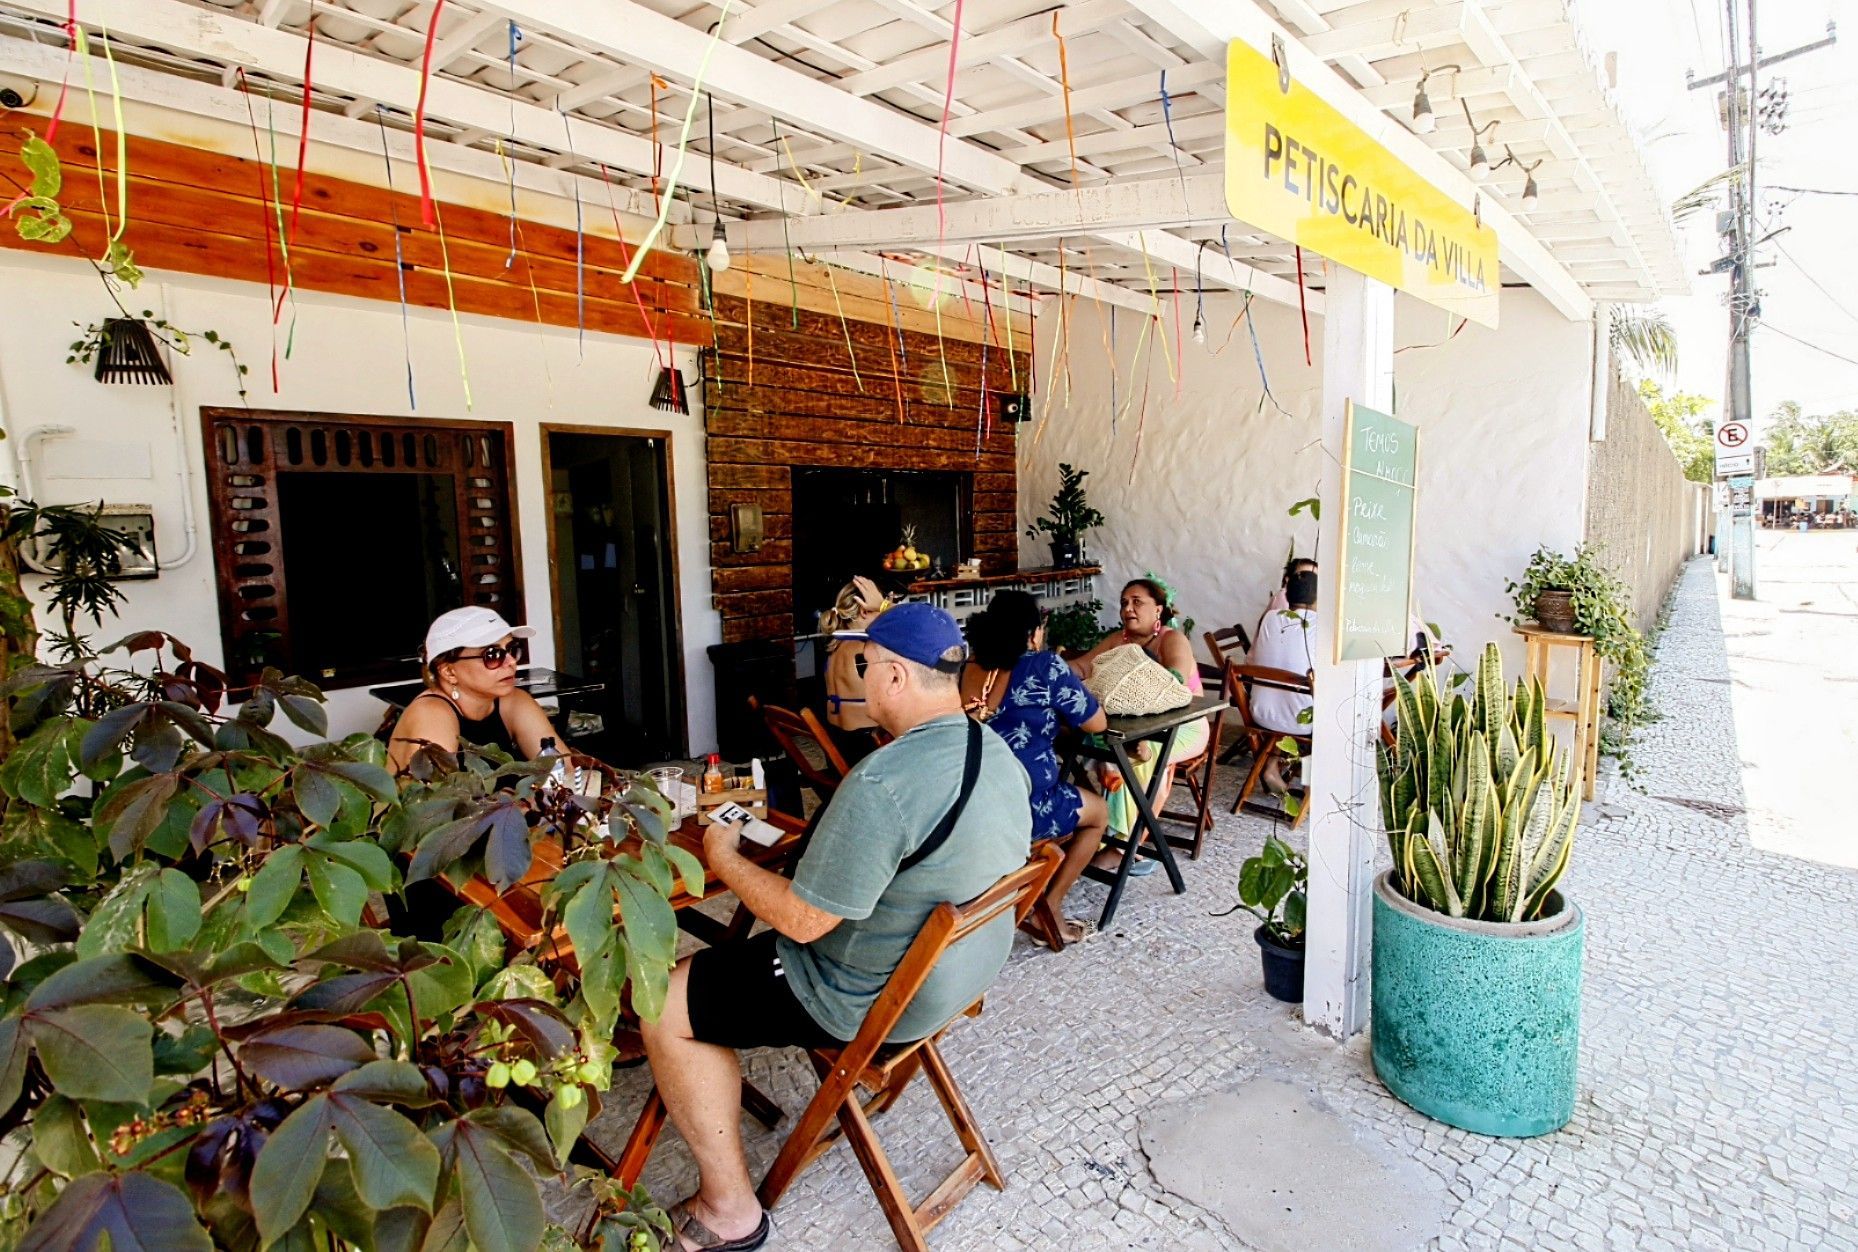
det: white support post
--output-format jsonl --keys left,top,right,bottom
{"left": 1304, "top": 267, "right": 1396, "bottom": 1040}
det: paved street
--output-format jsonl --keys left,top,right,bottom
{"left": 590, "top": 555, "right": 1858, "bottom": 1249}
{"left": 1721, "top": 529, "right": 1858, "bottom": 868}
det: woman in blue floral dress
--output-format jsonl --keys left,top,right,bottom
{"left": 961, "top": 592, "right": 1109, "bottom": 945}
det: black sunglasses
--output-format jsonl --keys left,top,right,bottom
{"left": 853, "top": 653, "right": 894, "bottom": 680}
{"left": 455, "top": 640, "right": 525, "bottom": 668}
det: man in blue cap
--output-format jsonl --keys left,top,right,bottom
{"left": 639, "top": 603, "right": 1032, "bottom": 1251}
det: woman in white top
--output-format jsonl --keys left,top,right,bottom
{"left": 1248, "top": 563, "right": 1317, "bottom": 794}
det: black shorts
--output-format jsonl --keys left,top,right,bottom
{"left": 685, "top": 930, "right": 848, "bottom": 1052}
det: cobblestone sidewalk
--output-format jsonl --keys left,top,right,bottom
{"left": 590, "top": 557, "right": 1858, "bottom": 1249}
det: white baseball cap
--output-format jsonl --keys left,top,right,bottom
{"left": 422, "top": 606, "right": 536, "bottom": 662}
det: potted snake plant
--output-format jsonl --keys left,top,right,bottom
{"left": 1371, "top": 642, "right": 1584, "bottom": 1137}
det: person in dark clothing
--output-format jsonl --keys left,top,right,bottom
{"left": 385, "top": 607, "right": 563, "bottom": 939}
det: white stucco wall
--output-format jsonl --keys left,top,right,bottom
{"left": 1017, "top": 284, "right": 1595, "bottom": 672}
{"left": 0, "top": 250, "right": 721, "bottom": 750}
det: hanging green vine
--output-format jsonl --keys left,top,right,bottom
{"left": 7, "top": 130, "right": 72, "bottom": 245}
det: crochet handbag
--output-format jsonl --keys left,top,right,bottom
{"left": 1085, "top": 644, "right": 1192, "bottom": 716}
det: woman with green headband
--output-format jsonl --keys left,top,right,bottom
{"left": 1069, "top": 576, "right": 1210, "bottom": 868}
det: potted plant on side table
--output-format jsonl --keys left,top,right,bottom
{"left": 1372, "top": 642, "right": 1584, "bottom": 1137}
{"left": 1027, "top": 462, "right": 1104, "bottom": 569}
{"left": 1227, "top": 834, "right": 1306, "bottom": 1002}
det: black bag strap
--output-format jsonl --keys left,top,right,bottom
{"left": 898, "top": 718, "right": 983, "bottom": 873}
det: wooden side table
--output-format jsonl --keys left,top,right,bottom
{"left": 1513, "top": 623, "right": 1603, "bottom": 800}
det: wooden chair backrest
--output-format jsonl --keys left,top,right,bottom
{"left": 1201, "top": 624, "right": 1253, "bottom": 694}
{"left": 1224, "top": 661, "right": 1315, "bottom": 737}
{"left": 830, "top": 843, "right": 1062, "bottom": 1071}
{"left": 751, "top": 697, "right": 853, "bottom": 794}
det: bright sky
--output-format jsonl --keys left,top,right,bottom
{"left": 1575, "top": 0, "right": 1858, "bottom": 432}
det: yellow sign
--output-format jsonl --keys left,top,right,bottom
{"left": 1224, "top": 41, "right": 1500, "bottom": 328}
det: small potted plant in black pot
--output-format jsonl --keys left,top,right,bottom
{"left": 1229, "top": 834, "right": 1307, "bottom": 1001}
{"left": 1027, "top": 462, "right": 1104, "bottom": 569}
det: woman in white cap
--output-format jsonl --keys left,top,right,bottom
{"left": 387, "top": 606, "right": 561, "bottom": 775}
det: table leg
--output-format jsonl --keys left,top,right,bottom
{"left": 1093, "top": 733, "right": 1187, "bottom": 930}
{"left": 1124, "top": 728, "right": 1186, "bottom": 896}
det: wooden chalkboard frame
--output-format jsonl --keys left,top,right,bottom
{"left": 1334, "top": 401, "right": 1419, "bottom": 663}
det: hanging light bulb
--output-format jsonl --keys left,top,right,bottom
{"left": 1192, "top": 310, "right": 1206, "bottom": 345}
{"left": 1521, "top": 169, "right": 1539, "bottom": 211}
{"left": 705, "top": 219, "right": 731, "bottom": 272}
{"left": 1412, "top": 78, "right": 1436, "bottom": 134}
{"left": 1469, "top": 142, "right": 1490, "bottom": 181}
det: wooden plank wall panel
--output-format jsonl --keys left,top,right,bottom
{"left": 0, "top": 127, "right": 711, "bottom": 345}
{"left": 704, "top": 294, "right": 1031, "bottom": 644}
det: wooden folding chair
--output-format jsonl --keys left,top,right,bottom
{"left": 1201, "top": 624, "right": 1253, "bottom": 763}
{"left": 751, "top": 697, "right": 853, "bottom": 812}
{"left": 1157, "top": 702, "right": 1229, "bottom": 859}
{"left": 1225, "top": 662, "right": 1313, "bottom": 829}
{"left": 754, "top": 843, "right": 1063, "bottom": 1251}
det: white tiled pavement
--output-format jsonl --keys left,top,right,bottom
{"left": 589, "top": 556, "right": 1858, "bottom": 1249}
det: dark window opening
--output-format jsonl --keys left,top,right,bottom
{"left": 201, "top": 409, "right": 522, "bottom": 690}
{"left": 790, "top": 467, "right": 970, "bottom": 632}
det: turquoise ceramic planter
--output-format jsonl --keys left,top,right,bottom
{"left": 1370, "top": 871, "right": 1584, "bottom": 1137}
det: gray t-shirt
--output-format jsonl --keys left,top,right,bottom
{"left": 776, "top": 713, "right": 1032, "bottom": 1042}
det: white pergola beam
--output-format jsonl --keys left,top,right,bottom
{"left": 1121, "top": 0, "right": 1591, "bottom": 319}
{"left": 0, "top": 35, "right": 674, "bottom": 224}
{"left": 834, "top": 0, "right": 1124, "bottom": 99}
{"left": 478, "top": 0, "right": 1035, "bottom": 193}
{"left": 947, "top": 60, "right": 1224, "bottom": 139}
{"left": 1098, "top": 229, "right": 1320, "bottom": 314}
{"left": 692, "top": 174, "right": 1232, "bottom": 253}
{"left": 2, "top": 0, "right": 818, "bottom": 217}
{"left": 901, "top": 244, "right": 1160, "bottom": 319}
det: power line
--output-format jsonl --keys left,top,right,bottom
{"left": 1776, "top": 242, "right": 1858, "bottom": 327}
{"left": 1760, "top": 322, "right": 1858, "bottom": 369}
{"left": 1767, "top": 184, "right": 1858, "bottom": 196}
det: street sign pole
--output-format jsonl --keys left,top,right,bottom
{"left": 1715, "top": 418, "right": 1756, "bottom": 599}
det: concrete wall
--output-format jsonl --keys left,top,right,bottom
{"left": 1017, "top": 284, "right": 1596, "bottom": 673}
{"left": 1585, "top": 366, "right": 1706, "bottom": 632}
{"left": 0, "top": 250, "right": 719, "bottom": 748}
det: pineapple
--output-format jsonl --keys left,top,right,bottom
{"left": 900, "top": 523, "right": 919, "bottom": 565}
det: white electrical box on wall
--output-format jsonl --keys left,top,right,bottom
{"left": 21, "top": 504, "right": 160, "bottom": 579}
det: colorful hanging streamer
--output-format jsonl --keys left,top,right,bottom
{"left": 1051, "top": 14, "right": 1080, "bottom": 186}
{"left": 374, "top": 107, "right": 418, "bottom": 410}
{"left": 935, "top": 0, "right": 967, "bottom": 235}
{"left": 413, "top": 0, "right": 446, "bottom": 228}
{"left": 879, "top": 257, "right": 907, "bottom": 424}
{"left": 75, "top": 26, "right": 128, "bottom": 268}
{"left": 1159, "top": 70, "right": 1187, "bottom": 200}
{"left": 1294, "top": 245, "right": 1313, "bottom": 366}
{"left": 621, "top": 0, "right": 735, "bottom": 283}
{"left": 596, "top": 161, "right": 669, "bottom": 368}
{"left": 432, "top": 201, "right": 474, "bottom": 410}
{"left": 288, "top": 2, "right": 316, "bottom": 245}
{"left": 44, "top": 0, "right": 77, "bottom": 145}
{"left": 823, "top": 263, "right": 864, "bottom": 393}
{"left": 235, "top": 70, "right": 282, "bottom": 392}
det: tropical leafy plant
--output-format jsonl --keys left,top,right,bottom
{"left": 8, "top": 131, "right": 72, "bottom": 245}
{"left": 1026, "top": 463, "right": 1105, "bottom": 545}
{"left": 1232, "top": 835, "right": 1306, "bottom": 947}
{"left": 0, "top": 501, "right": 683, "bottom": 1249}
{"left": 1377, "top": 643, "right": 1579, "bottom": 923}
{"left": 1503, "top": 545, "right": 1652, "bottom": 778}
{"left": 1043, "top": 599, "right": 1107, "bottom": 657}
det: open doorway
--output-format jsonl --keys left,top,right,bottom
{"left": 542, "top": 427, "right": 686, "bottom": 763}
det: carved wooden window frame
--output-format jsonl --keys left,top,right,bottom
{"left": 200, "top": 408, "right": 524, "bottom": 690}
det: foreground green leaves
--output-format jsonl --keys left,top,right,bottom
{"left": 0, "top": 621, "right": 678, "bottom": 1248}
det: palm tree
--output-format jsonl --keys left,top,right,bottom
{"left": 1605, "top": 166, "right": 1744, "bottom": 379}
{"left": 1610, "top": 307, "right": 1678, "bottom": 377}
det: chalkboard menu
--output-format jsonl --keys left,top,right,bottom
{"left": 1335, "top": 402, "right": 1418, "bottom": 662}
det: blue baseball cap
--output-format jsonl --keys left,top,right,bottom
{"left": 835, "top": 602, "right": 968, "bottom": 672}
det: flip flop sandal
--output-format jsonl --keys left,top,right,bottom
{"left": 669, "top": 1200, "right": 771, "bottom": 1252}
